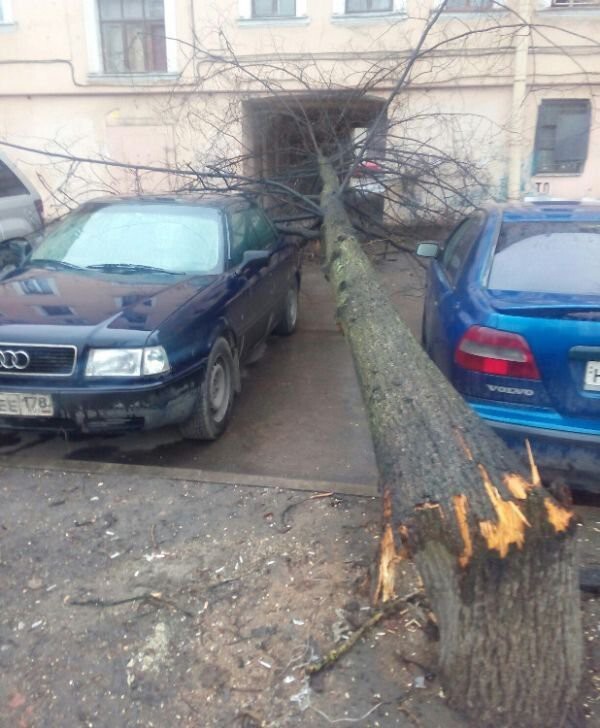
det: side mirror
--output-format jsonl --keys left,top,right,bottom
{"left": 0, "top": 238, "right": 32, "bottom": 270}
{"left": 240, "top": 249, "right": 269, "bottom": 270}
{"left": 416, "top": 242, "right": 440, "bottom": 259}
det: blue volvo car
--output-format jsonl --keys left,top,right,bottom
{"left": 419, "top": 200, "right": 600, "bottom": 492}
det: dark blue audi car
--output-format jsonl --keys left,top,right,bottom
{"left": 0, "top": 195, "right": 301, "bottom": 439}
{"left": 419, "top": 200, "right": 600, "bottom": 492}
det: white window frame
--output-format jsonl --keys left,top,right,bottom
{"left": 332, "top": 0, "right": 405, "bottom": 15}
{"left": 239, "top": 0, "right": 308, "bottom": 19}
{"left": 84, "top": 0, "right": 177, "bottom": 76}
{"left": 550, "top": 0, "right": 600, "bottom": 7}
{"left": 0, "top": 0, "right": 14, "bottom": 24}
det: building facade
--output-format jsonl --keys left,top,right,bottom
{"left": 0, "top": 0, "right": 599, "bottom": 213}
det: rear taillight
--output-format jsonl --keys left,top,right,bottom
{"left": 455, "top": 326, "right": 540, "bottom": 380}
{"left": 35, "top": 198, "right": 44, "bottom": 221}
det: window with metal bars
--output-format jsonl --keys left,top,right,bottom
{"left": 98, "top": 0, "right": 167, "bottom": 74}
{"left": 252, "top": 0, "right": 296, "bottom": 17}
{"left": 345, "top": 0, "right": 393, "bottom": 12}
{"left": 533, "top": 99, "right": 591, "bottom": 174}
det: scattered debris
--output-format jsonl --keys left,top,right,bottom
{"left": 126, "top": 622, "right": 171, "bottom": 687}
{"left": 290, "top": 682, "right": 312, "bottom": 712}
{"left": 143, "top": 552, "right": 168, "bottom": 562}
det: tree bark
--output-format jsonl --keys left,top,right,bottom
{"left": 318, "top": 155, "right": 582, "bottom": 728}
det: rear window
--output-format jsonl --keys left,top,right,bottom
{"left": 0, "top": 160, "right": 29, "bottom": 198}
{"left": 488, "top": 221, "right": 600, "bottom": 296}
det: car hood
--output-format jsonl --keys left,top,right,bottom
{"left": 0, "top": 266, "right": 217, "bottom": 338}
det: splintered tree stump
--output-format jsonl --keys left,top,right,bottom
{"left": 318, "top": 155, "right": 582, "bottom": 728}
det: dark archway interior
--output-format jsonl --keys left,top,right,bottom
{"left": 245, "top": 93, "right": 387, "bottom": 201}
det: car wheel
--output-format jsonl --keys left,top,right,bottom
{"left": 274, "top": 280, "right": 299, "bottom": 336}
{"left": 179, "top": 337, "right": 235, "bottom": 441}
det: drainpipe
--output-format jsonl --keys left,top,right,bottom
{"left": 507, "top": 0, "right": 533, "bottom": 201}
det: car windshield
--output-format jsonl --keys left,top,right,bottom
{"left": 488, "top": 220, "right": 600, "bottom": 296}
{"left": 30, "top": 202, "right": 224, "bottom": 274}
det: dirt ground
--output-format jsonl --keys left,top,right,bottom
{"left": 0, "top": 254, "right": 598, "bottom": 727}
{"left": 0, "top": 466, "right": 598, "bottom": 728}
{"left": 1, "top": 466, "right": 468, "bottom": 728}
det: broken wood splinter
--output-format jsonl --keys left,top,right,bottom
{"left": 479, "top": 465, "right": 530, "bottom": 558}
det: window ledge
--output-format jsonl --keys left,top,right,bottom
{"left": 237, "top": 16, "right": 310, "bottom": 26}
{"left": 331, "top": 11, "right": 407, "bottom": 23}
{"left": 532, "top": 172, "right": 584, "bottom": 177}
{"left": 439, "top": 10, "right": 508, "bottom": 16}
{"left": 0, "top": 22, "right": 17, "bottom": 32}
{"left": 87, "top": 72, "right": 179, "bottom": 86}
{"left": 537, "top": 7, "right": 600, "bottom": 15}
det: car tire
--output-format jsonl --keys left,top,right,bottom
{"left": 274, "top": 280, "right": 299, "bottom": 336}
{"left": 179, "top": 337, "right": 236, "bottom": 441}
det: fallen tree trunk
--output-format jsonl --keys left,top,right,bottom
{"left": 318, "top": 155, "right": 582, "bottom": 727}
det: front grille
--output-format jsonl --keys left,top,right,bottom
{"left": 0, "top": 344, "right": 77, "bottom": 376}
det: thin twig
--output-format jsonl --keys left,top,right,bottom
{"left": 306, "top": 593, "right": 419, "bottom": 675}
{"left": 279, "top": 493, "right": 335, "bottom": 533}
{"left": 67, "top": 592, "right": 195, "bottom": 618}
{"left": 150, "top": 524, "right": 159, "bottom": 551}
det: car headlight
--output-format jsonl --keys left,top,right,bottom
{"left": 85, "top": 347, "right": 170, "bottom": 377}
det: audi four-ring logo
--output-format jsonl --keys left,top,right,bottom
{"left": 0, "top": 349, "right": 31, "bottom": 370}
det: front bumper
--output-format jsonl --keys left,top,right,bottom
{"left": 0, "top": 368, "right": 203, "bottom": 434}
{"left": 470, "top": 401, "right": 600, "bottom": 492}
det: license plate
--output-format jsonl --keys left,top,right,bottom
{"left": 584, "top": 361, "right": 600, "bottom": 392}
{"left": 0, "top": 392, "right": 54, "bottom": 417}
{"left": 349, "top": 179, "right": 385, "bottom": 195}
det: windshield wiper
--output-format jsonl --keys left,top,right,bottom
{"left": 27, "top": 258, "right": 84, "bottom": 271}
{"left": 86, "top": 263, "right": 184, "bottom": 275}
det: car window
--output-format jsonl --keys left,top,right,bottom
{"left": 247, "top": 208, "right": 278, "bottom": 251}
{"left": 489, "top": 220, "right": 600, "bottom": 295}
{"left": 30, "top": 203, "right": 224, "bottom": 274}
{"left": 441, "top": 214, "right": 484, "bottom": 285}
{"left": 228, "top": 207, "right": 277, "bottom": 266}
{"left": 0, "top": 160, "right": 29, "bottom": 198}
{"left": 229, "top": 208, "right": 250, "bottom": 267}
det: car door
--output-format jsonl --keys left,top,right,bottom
{"left": 224, "top": 205, "right": 273, "bottom": 356}
{"left": 245, "top": 205, "right": 295, "bottom": 331}
{"left": 425, "top": 213, "right": 485, "bottom": 376}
